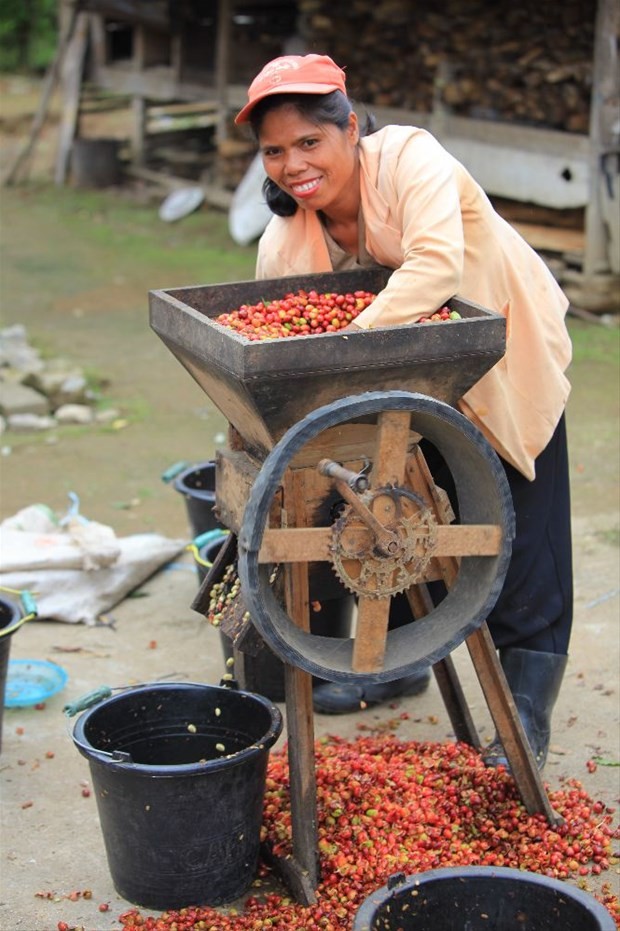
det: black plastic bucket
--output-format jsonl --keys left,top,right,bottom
{"left": 193, "top": 530, "right": 229, "bottom": 586}
{"left": 192, "top": 531, "right": 235, "bottom": 665}
{"left": 72, "top": 681, "right": 283, "bottom": 910}
{"left": 193, "top": 533, "right": 354, "bottom": 701}
{"left": 353, "top": 867, "right": 616, "bottom": 931}
{"left": 0, "top": 597, "right": 24, "bottom": 753}
{"left": 192, "top": 532, "right": 282, "bottom": 695}
{"left": 173, "top": 461, "right": 222, "bottom": 537}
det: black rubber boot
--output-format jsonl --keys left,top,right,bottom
{"left": 483, "top": 648, "right": 568, "bottom": 772}
{"left": 312, "top": 669, "right": 431, "bottom": 715}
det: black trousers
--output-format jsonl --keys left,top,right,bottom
{"left": 390, "top": 414, "right": 573, "bottom": 656}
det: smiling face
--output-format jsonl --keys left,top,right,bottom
{"left": 258, "top": 103, "right": 361, "bottom": 220}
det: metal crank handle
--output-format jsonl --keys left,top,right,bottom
{"left": 318, "top": 460, "right": 397, "bottom": 556}
{"left": 317, "top": 458, "right": 369, "bottom": 492}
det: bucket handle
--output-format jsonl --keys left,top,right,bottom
{"left": 64, "top": 671, "right": 197, "bottom": 718}
{"left": 187, "top": 529, "right": 230, "bottom": 566}
{"left": 63, "top": 685, "right": 136, "bottom": 762}
{"left": 67, "top": 678, "right": 238, "bottom": 763}
{"left": 0, "top": 587, "right": 38, "bottom": 637}
{"left": 161, "top": 460, "right": 190, "bottom": 483}
{"left": 63, "top": 685, "right": 114, "bottom": 716}
{"left": 72, "top": 738, "right": 134, "bottom": 764}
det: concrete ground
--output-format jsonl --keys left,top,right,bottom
{"left": 1, "top": 506, "right": 619, "bottom": 930}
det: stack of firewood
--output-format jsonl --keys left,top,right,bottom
{"left": 297, "top": 0, "right": 594, "bottom": 133}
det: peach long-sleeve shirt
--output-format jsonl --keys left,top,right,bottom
{"left": 256, "top": 125, "right": 572, "bottom": 480}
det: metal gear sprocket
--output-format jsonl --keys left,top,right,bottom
{"left": 329, "top": 486, "right": 437, "bottom": 598}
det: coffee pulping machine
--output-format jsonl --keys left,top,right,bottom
{"left": 150, "top": 267, "right": 561, "bottom": 903}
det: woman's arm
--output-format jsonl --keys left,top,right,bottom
{"left": 355, "top": 129, "right": 467, "bottom": 328}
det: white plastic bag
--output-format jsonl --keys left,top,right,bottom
{"left": 0, "top": 504, "right": 186, "bottom": 624}
{"left": 0, "top": 520, "right": 121, "bottom": 573}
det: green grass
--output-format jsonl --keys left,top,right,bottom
{"left": 594, "top": 526, "right": 620, "bottom": 548}
{"left": 567, "top": 317, "right": 620, "bottom": 367}
{"left": 0, "top": 184, "right": 258, "bottom": 307}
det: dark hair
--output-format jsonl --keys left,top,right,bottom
{"left": 249, "top": 90, "right": 377, "bottom": 217}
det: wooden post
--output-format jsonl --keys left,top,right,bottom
{"left": 3, "top": 0, "right": 78, "bottom": 186}
{"left": 215, "top": 0, "right": 232, "bottom": 148}
{"left": 131, "top": 96, "right": 147, "bottom": 166}
{"left": 281, "top": 469, "right": 319, "bottom": 902}
{"left": 87, "top": 12, "right": 106, "bottom": 73}
{"left": 171, "top": 32, "right": 182, "bottom": 84}
{"left": 584, "top": 0, "right": 620, "bottom": 278}
{"left": 54, "top": 10, "right": 89, "bottom": 186}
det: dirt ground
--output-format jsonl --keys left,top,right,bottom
{"left": 0, "top": 75, "right": 619, "bottom": 931}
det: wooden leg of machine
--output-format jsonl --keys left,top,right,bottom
{"left": 260, "top": 664, "right": 319, "bottom": 905}
{"left": 267, "top": 470, "right": 320, "bottom": 902}
{"left": 432, "top": 656, "right": 481, "bottom": 748}
{"left": 282, "top": 664, "right": 320, "bottom": 903}
{"left": 408, "top": 449, "right": 561, "bottom": 824}
{"left": 466, "top": 622, "right": 563, "bottom": 825}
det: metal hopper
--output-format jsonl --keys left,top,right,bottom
{"left": 149, "top": 267, "right": 505, "bottom": 457}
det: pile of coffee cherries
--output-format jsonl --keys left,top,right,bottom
{"left": 419, "top": 305, "right": 462, "bottom": 323}
{"left": 213, "top": 290, "right": 462, "bottom": 341}
{"left": 115, "top": 734, "right": 619, "bottom": 931}
{"left": 214, "top": 289, "right": 376, "bottom": 340}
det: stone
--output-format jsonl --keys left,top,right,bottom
{"left": 23, "top": 364, "right": 89, "bottom": 408}
{"left": 55, "top": 403, "right": 94, "bottom": 425}
{"left": 0, "top": 324, "right": 44, "bottom": 373}
{"left": 0, "top": 367, "right": 26, "bottom": 385}
{"left": 7, "top": 413, "right": 56, "bottom": 432}
{"left": 0, "top": 381, "right": 50, "bottom": 417}
{"left": 94, "top": 408, "right": 121, "bottom": 424}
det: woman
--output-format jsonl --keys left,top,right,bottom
{"left": 235, "top": 54, "right": 573, "bottom": 771}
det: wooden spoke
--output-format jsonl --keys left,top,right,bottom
{"left": 259, "top": 523, "right": 503, "bottom": 564}
{"left": 370, "top": 410, "right": 413, "bottom": 487}
{"left": 352, "top": 596, "right": 391, "bottom": 672}
{"left": 259, "top": 527, "right": 333, "bottom": 563}
{"left": 434, "top": 524, "right": 502, "bottom": 555}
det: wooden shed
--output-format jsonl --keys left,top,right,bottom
{"left": 53, "top": 0, "right": 620, "bottom": 309}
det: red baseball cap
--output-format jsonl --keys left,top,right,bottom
{"left": 235, "top": 54, "right": 347, "bottom": 124}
